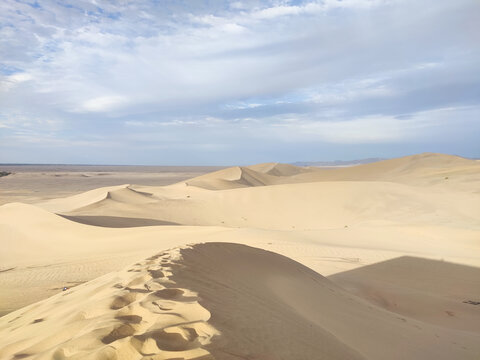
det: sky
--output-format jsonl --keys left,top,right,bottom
{"left": 0, "top": 0, "right": 479, "bottom": 165}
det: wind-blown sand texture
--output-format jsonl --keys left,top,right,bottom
{"left": 1, "top": 153, "right": 479, "bottom": 359}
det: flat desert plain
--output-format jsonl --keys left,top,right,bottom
{"left": 0, "top": 153, "right": 479, "bottom": 359}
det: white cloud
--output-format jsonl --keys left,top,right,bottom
{"left": 8, "top": 72, "right": 33, "bottom": 83}
{"left": 251, "top": 0, "right": 394, "bottom": 20}
{"left": 255, "top": 106, "right": 479, "bottom": 144}
{"left": 252, "top": 5, "right": 308, "bottom": 19}
{"left": 0, "top": 72, "right": 33, "bottom": 92}
{"left": 81, "top": 95, "right": 127, "bottom": 112}
{"left": 296, "top": 115, "right": 415, "bottom": 143}
{"left": 308, "top": 80, "right": 394, "bottom": 105}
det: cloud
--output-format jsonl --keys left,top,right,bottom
{"left": 265, "top": 113, "right": 436, "bottom": 144}
{"left": 0, "top": 0, "right": 479, "bottom": 163}
{"left": 81, "top": 95, "right": 127, "bottom": 112}
{"left": 7, "top": 72, "right": 33, "bottom": 83}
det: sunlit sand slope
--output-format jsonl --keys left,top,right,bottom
{"left": 60, "top": 180, "right": 477, "bottom": 229}
{"left": 36, "top": 156, "right": 480, "bottom": 230}
{"left": 2, "top": 200, "right": 479, "bottom": 318}
{"left": 0, "top": 246, "right": 219, "bottom": 360}
{"left": 184, "top": 153, "right": 480, "bottom": 190}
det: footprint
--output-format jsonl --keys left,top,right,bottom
{"left": 141, "top": 299, "right": 181, "bottom": 315}
{"left": 148, "top": 269, "right": 165, "bottom": 279}
{"left": 110, "top": 292, "right": 137, "bottom": 310}
{"left": 125, "top": 287, "right": 151, "bottom": 293}
{"left": 16, "top": 249, "right": 218, "bottom": 360}
{"left": 101, "top": 324, "right": 135, "bottom": 344}
{"left": 144, "top": 279, "right": 165, "bottom": 291}
{"left": 153, "top": 288, "right": 185, "bottom": 300}
{"left": 13, "top": 354, "right": 30, "bottom": 359}
{"left": 136, "top": 327, "right": 200, "bottom": 352}
{"left": 116, "top": 315, "right": 143, "bottom": 324}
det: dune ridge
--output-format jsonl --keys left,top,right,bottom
{"left": 39, "top": 185, "right": 156, "bottom": 214}
{"left": 29, "top": 153, "right": 479, "bottom": 232}
{"left": 0, "top": 246, "right": 219, "bottom": 360}
{"left": 1, "top": 243, "right": 479, "bottom": 360}
{"left": 43, "top": 180, "right": 480, "bottom": 231}
{"left": 183, "top": 153, "right": 480, "bottom": 190}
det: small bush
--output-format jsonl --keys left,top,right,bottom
{"left": 0, "top": 171, "right": 11, "bottom": 177}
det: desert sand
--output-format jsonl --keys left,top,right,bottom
{"left": 0, "top": 165, "right": 224, "bottom": 205}
{"left": 0, "top": 153, "right": 479, "bottom": 359}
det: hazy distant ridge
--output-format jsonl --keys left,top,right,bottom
{"left": 293, "top": 158, "right": 385, "bottom": 167}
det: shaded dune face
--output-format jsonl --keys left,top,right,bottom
{"left": 172, "top": 243, "right": 366, "bottom": 360}
{"left": 329, "top": 256, "right": 480, "bottom": 332}
{"left": 171, "top": 243, "right": 480, "bottom": 360}
{"left": 58, "top": 214, "right": 178, "bottom": 228}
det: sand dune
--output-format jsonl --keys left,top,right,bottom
{"left": 31, "top": 153, "right": 479, "bottom": 232}
{"left": 0, "top": 246, "right": 219, "bottom": 360}
{"left": 1, "top": 153, "right": 479, "bottom": 359}
{"left": 184, "top": 162, "right": 315, "bottom": 190}
{"left": 329, "top": 256, "right": 480, "bottom": 332}
{"left": 38, "top": 185, "right": 156, "bottom": 213}
{"left": 3, "top": 199, "right": 478, "bottom": 318}
{"left": 174, "top": 243, "right": 480, "bottom": 360}
{"left": 247, "top": 162, "right": 311, "bottom": 176}
{"left": 0, "top": 165, "right": 222, "bottom": 205}
{"left": 180, "top": 153, "right": 480, "bottom": 190}
{"left": 44, "top": 179, "right": 480, "bottom": 231}
{"left": 59, "top": 215, "right": 179, "bottom": 228}
{"left": 185, "top": 166, "right": 272, "bottom": 190}
{"left": 1, "top": 243, "right": 479, "bottom": 360}
{"left": 286, "top": 152, "right": 480, "bottom": 189}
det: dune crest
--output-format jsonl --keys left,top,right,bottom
{"left": 2, "top": 243, "right": 478, "bottom": 360}
{"left": 183, "top": 153, "right": 480, "bottom": 190}
{"left": 42, "top": 179, "right": 480, "bottom": 230}
{"left": 31, "top": 153, "right": 480, "bottom": 231}
{"left": 0, "top": 247, "right": 219, "bottom": 360}
{"left": 39, "top": 185, "right": 156, "bottom": 214}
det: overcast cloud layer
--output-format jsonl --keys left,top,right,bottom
{"left": 1, "top": 0, "right": 479, "bottom": 164}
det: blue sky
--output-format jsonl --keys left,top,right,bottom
{"left": 0, "top": 0, "right": 479, "bottom": 165}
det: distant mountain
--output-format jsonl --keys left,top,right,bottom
{"left": 293, "top": 158, "right": 385, "bottom": 167}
